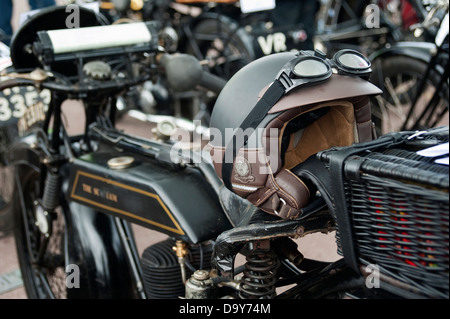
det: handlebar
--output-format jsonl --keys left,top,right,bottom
{"left": 159, "top": 53, "right": 227, "bottom": 94}
{"left": 2, "top": 20, "right": 228, "bottom": 99}
{"left": 1, "top": 52, "right": 226, "bottom": 97}
{"left": 0, "top": 77, "right": 35, "bottom": 91}
{"left": 199, "top": 69, "right": 227, "bottom": 94}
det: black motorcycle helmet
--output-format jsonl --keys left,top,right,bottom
{"left": 209, "top": 51, "right": 381, "bottom": 220}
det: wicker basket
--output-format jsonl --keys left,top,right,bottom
{"left": 321, "top": 127, "right": 449, "bottom": 298}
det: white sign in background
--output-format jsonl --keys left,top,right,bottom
{"left": 240, "top": 0, "right": 276, "bottom": 13}
{"left": 416, "top": 142, "right": 449, "bottom": 166}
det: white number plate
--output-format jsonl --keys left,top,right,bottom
{"left": 0, "top": 85, "right": 50, "bottom": 127}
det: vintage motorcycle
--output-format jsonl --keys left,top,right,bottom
{"left": 61, "top": 0, "right": 449, "bottom": 133}
{"left": 2, "top": 6, "right": 448, "bottom": 300}
{"left": 124, "top": 0, "right": 450, "bottom": 134}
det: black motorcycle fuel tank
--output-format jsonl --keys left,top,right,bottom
{"left": 67, "top": 147, "right": 232, "bottom": 244}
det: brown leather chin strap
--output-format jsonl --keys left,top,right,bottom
{"left": 253, "top": 168, "right": 311, "bottom": 219}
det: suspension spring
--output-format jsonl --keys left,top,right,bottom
{"left": 239, "top": 244, "right": 280, "bottom": 299}
{"left": 42, "top": 172, "right": 61, "bottom": 212}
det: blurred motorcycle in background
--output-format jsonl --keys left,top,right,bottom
{"left": 58, "top": 0, "right": 449, "bottom": 135}
{"left": 369, "top": 0, "right": 449, "bottom": 135}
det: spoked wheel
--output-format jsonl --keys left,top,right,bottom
{"left": 370, "top": 55, "right": 449, "bottom": 136}
{"left": 182, "top": 17, "right": 253, "bottom": 124}
{"left": 185, "top": 18, "right": 253, "bottom": 80}
{"left": 13, "top": 166, "right": 68, "bottom": 299}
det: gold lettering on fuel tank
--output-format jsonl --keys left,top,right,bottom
{"left": 82, "top": 183, "right": 92, "bottom": 193}
{"left": 106, "top": 191, "right": 118, "bottom": 202}
{"left": 81, "top": 183, "right": 118, "bottom": 203}
{"left": 71, "top": 171, "right": 185, "bottom": 235}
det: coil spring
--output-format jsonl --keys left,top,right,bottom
{"left": 239, "top": 249, "right": 279, "bottom": 299}
{"left": 42, "top": 172, "right": 61, "bottom": 212}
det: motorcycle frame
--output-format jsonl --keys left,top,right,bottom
{"left": 7, "top": 101, "right": 317, "bottom": 298}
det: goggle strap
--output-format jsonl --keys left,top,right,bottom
{"left": 221, "top": 79, "right": 286, "bottom": 190}
{"left": 278, "top": 71, "right": 294, "bottom": 92}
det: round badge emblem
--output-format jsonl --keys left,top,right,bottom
{"left": 234, "top": 157, "right": 255, "bottom": 183}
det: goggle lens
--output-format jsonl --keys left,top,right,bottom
{"left": 337, "top": 52, "right": 371, "bottom": 70}
{"left": 278, "top": 49, "right": 372, "bottom": 93}
{"left": 294, "top": 59, "right": 330, "bottom": 77}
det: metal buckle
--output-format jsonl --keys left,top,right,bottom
{"left": 407, "top": 130, "right": 428, "bottom": 140}
{"left": 274, "top": 198, "right": 286, "bottom": 216}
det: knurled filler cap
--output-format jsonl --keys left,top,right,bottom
{"left": 107, "top": 156, "right": 135, "bottom": 169}
{"left": 83, "top": 60, "right": 112, "bottom": 80}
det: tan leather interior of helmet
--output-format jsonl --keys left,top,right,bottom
{"left": 283, "top": 100, "right": 356, "bottom": 169}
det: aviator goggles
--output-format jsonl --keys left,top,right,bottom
{"left": 221, "top": 49, "right": 372, "bottom": 189}
{"left": 277, "top": 49, "right": 372, "bottom": 92}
